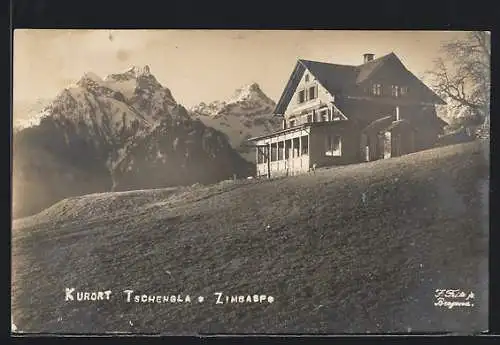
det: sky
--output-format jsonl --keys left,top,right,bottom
{"left": 13, "top": 30, "right": 471, "bottom": 114}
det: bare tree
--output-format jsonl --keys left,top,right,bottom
{"left": 427, "top": 31, "right": 490, "bottom": 135}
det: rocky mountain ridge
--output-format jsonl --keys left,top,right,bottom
{"left": 190, "top": 82, "right": 281, "bottom": 162}
{"left": 13, "top": 65, "right": 253, "bottom": 218}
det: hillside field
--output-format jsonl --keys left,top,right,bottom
{"left": 11, "top": 141, "right": 489, "bottom": 334}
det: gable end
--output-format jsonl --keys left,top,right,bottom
{"left": 273, "top": 61, "right": 306, "bottom": 115}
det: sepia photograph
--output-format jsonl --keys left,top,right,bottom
{"left": 11, "top": 30, "right": 489, "bottom": 335}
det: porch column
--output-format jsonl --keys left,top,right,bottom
{"left": 282, "top": 139, "right": 286, "bottom": 161}
{"left": 283, "top": 135, "right": 290, "bottom": 176}
{"left": 267, "top": 142, "right": 271, "bottom": 178}
{"left": 291, "top": 136, "right": 294, "bottom": 158}
{"left": 307, "top": 133, "right": 311, "bottom": 157}
{"left": 308, "top": 133, "right": 310, "bottom": 156}
{"left": 299, "top": 134, "right": 302, "bottom": 156}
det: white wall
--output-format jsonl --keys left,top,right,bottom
{"left": 254, "top": 128, "right": 312, "bottom": 177}
{"left": 284, "top": 67, "right": 335, "bottom": 120}
{"left": 257, "top": 155, "right": 310, "bottom": 177}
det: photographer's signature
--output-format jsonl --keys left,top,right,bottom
{"left": 433, "top": 289, "right": 475, "bottom": 309}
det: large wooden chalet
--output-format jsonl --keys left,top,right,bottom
{"left": 248, "top": 52, "right": 447, "bottom": 178}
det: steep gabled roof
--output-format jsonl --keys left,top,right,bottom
{"left": 273, "top": 61, "right": 306, "bottom": 116}
{"left": 273, "top": 52, "right": 444, "bottom": 115}
{"left": 355, "top": 52, "right": 396, "bottom": 84}
{"left": 299, "top": 60, "right": 359, "bottom": 93}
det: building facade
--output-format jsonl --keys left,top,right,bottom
{"left": 248, "top": 52, "right": 447, "bottom": 178}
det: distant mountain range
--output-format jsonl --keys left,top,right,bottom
{"left": 189, "top": 83, "right": 282, "bottom": 162}
{"left": 13, "top": 65, "right": 278, "bottom": 218}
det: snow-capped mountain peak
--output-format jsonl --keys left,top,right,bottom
{"left": 15, "top": 64, "right": 182, "bottom": 136}
{"left": 130, "top": 65, "right": 151, "bottom": 77}
{"left": 13, "top": 67, "right": 253, "bottom": 219}
{"left": 189, "top": 82, "right": 280, "bottom": 162}
{"left": 190, "top": 82, "right": 275, "bottom": 118}
{"left": 76, "top": 72, "right": 107, "bottom": 91}
{"left": 228, "top": 82, "right": 269, "bottom": 104}
{"left": 82, "top": 71, "right": 103, "bottom": 82}
{"left": 105, "top": 65, "right": 152, "bottom": 82}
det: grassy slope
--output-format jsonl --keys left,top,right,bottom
{"left": 12, "top": 141, "right": 489, "bottom": 334}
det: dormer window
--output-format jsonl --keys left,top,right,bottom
{"left": 400, "top": 86, "right": 409, "bottom": 95}
{"left": 372, "top": 83, "right": 382, "bottom": 96}
{"left": 289, "top": 119, "right": 296, "bottom": 127}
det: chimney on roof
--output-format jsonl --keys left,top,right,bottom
{"left": 363, "top": 53, "right": 375, "bottom": 63}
